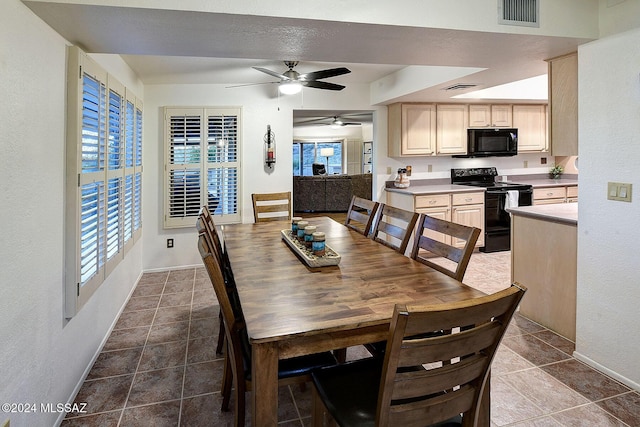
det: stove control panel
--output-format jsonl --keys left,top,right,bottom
{"left": 451, "top": 167, "right": 498, "bottom": 179}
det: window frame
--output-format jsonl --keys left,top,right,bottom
{"left": 163, "top": 107, "right": 242, "bottom": 228}
{"left": 65, "top": 46, "right": 143, "bottom": 318}
{"left": 293, "top": 139, "right": 345, "bottom": 176}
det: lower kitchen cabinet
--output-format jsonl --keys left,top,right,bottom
{"left": 388, "top": 190, "right": 485, "bottom": 249}
{"left": 533, "top": 185, "right": 578, "bottom": 205}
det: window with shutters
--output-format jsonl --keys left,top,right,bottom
{"left": 164, "top": 107, "right": 241, "bottom": 228}
{"left": 65, "top": 46, "right": 143, "bottom": 317}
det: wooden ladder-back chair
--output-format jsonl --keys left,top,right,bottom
{"left": 410, "top": 214, "right": 481, "bottom": 282}
{"left": 196, "top": 214, "right": 235, "bottom": 355}
{"left": 197, "top": 234, "right": 337, "bottom": 427}
{"left": 311, "top": 283, "right": 527, "bottom": 427}
{"left": 251, "top": 191, "right": 292, "bottom": 223}
{"left": 371, "top": 204, "right": 419, "bottom": 255}
{"left": 344, "top": 196, "right": 380, "bottom": 236}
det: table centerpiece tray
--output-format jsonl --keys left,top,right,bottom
{"left": 280, "top": 230, "right": 341, "bottom": 267}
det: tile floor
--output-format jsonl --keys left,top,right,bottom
{"left": 62, "top": 256, "right": 640, "bottom": 426}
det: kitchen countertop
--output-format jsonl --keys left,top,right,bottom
{"left": 507, "top": 203, "right": 577, "bottom": 226}
{"left": 385, "top": 184, "right": 485, "bottom": 195}
{"left": 506, "top": 178, "right": 579, "bottom": 188}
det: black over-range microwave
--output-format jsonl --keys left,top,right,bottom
{"left": 453, "top": 128, "right": 518, "bottom": 158}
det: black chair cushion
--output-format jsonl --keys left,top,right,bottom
{"left": 239, "top": 326, "right": 337, "bottom": 381}
{"left": 312, "top": 357, "right": 463, "bottom": 427}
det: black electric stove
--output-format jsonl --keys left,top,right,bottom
{"left": 451, "top": 167, "right": 532, "bottom": 252}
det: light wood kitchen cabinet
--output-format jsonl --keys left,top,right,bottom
{"left": 533, "top": 185, "right": 578, "bottom": 205}
{"left": 387, "top": 190, "right": 485, "bottom": 249}
{"left": 451, "top": 192, "right": 485, "bottom": 248}
{"left": 388, "top": 103, "right": 436, "bottom": 156}
{"left": 513, "top": 104, "right": 548, "bottom": 152}
{"left": 415, "top": 194, "right": 452, "bottom": 245}
{"left": 436, "top": 104, "right": 468, "bottom": 155}
{"left": 566, "top": 185, "right": 578, "bottom": 203}
{"left": 469, "top": 104, "right": 512, "bottom": 127}
{"left": 548, "top": 52, "right": 578, "bottom": 156}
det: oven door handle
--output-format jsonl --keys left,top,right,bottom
{"left": 486, "top": 188, "right": 533, "bottom": 195}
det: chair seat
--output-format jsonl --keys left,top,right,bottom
{"left": 312, "top": 357, "right": 462, "bottom": 427}
{"left": 240, "top": 326, "right": 337, "bottom": 381}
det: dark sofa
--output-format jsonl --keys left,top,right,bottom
{"left": 293, "top": 174, "right": 373, "bottom": 212}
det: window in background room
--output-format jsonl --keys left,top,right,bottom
{"left": 164, "top": 107, "right": 241, "bottom": 228}
{"left": 65, "top": 46, "right": 143, "bottom": 317}
{"left": 292, "top": 140, "right": 343, "bottom": 176}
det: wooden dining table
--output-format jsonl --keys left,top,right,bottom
{"left": 221, "top": 216, "right": 488, "bottom": 426}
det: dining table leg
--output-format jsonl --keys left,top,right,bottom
{"left": 252, "top": 341, "right": 279, "bottom": 426}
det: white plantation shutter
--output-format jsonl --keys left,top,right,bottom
{"left": 65, "top": 46, "right": 143, "bottom": 317}
{"left": 133, "top": 101, "right": 143, "bottom": 236}
{"left": 164, "top": 107, "right": 241, "bottom": 228}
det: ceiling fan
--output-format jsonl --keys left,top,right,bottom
{"left": 251, "top": 61, "right": 351, "bottom": 94}
{"left": 294, "top": 114, "right": 366, "bottom": 128}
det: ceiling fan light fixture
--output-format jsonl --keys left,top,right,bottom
{"left": 279, "top": 81, "right": 302, "bottom": 95}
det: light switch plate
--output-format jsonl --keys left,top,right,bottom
{"left": 608, "top": 182, "right": 632, "bottom": 202}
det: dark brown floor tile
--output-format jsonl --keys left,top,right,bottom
{"left": 127, "top": 366, "right": 185, "bottom": 406}
{"left": 191, "top": 303, "right": 218, "bottom": 320}
{"left": 61, "top": 410, "right": 121, "bottom": 426}
{"left": 159, "top": 290, "right": 193, "bottom": 308}
{"left": 490, "top": 376, "right": 546, "bottom": 426}
{"left": 552, "top": 403, "right": 628, "bottom": 426}
{"left": 154, "top": 305, "right": 191, "bottom": 325}
{"left": 541, "top": 359, "right": 631, "bottom": 401}
{"left": 500, "top": 368, "right": 589, "bottom": 413}
{"left": 131, "top": 282, "right": 165, "bottom": 298}
{"left": 114, "top": 309, "right": 156, "bottom": 330}
{"left": 102, "top": 326, "right": 150, "bottom": 351}
{"left": 87, "top": 347, "right": 143, "bottom": 380}
{"left": 507, "top": 417, "right": 564, "bottom": 426}
{"left": 138, "top": 271, "right": 169, "bottom": 286}
{"left": 123, "top": 295, "right": 161, "bottom": 313}
{"left": 164, "top": 279, "right": 195, "bottom": 294}
{"left": 278, "top": 384, "right": 301, "bottom": 423}
{"left": 70, "top": 375, "right": 133, "bottom": 415}
{"left": 167, "top": 268, "right": 195, "bottom": 282}
{"left": 120, "top": 400, "right": 181, "bottom": 427}
{"left": 189, "top": 317, "right": 218, "bottom": 339}
{"left": 193, "top": 288, "right": 217, "bottom": 306}
{"left": 138, "top": 340, "right": 187, "bottom": 371}
{"left": 147, "top": 320, "right": 190, "bottom": 345}
{"left": 180, "top": 393, "right": 240, "bottom": 427}
{"left": 532, "top": 330, "right": 575, "bottom": 355}
{"left": 194, "top": 276, "right": 211, "bottom": 290}
{"left": 502, "top": 334, "right": 571, "bottom": 366}
{"left": 290, "top": 382, "right": 313, "bottom": 418}
{"left": 596, "top": 391, "right": 640, "bottom": 427}
{"left": 510, "top": 313, "right": 547, "bottom": 334}
{"left": 183, "top": 360, "right": 224, "bottom": 397}
{"left": 187, "top": 336, "right": 220, "bottom": 364}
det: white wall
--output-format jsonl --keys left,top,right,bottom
{"left": 0, "top": 2, "right": 145, "bottom": 426}
{"left": 575, "top": 27, "right": 640, "bottom": 389}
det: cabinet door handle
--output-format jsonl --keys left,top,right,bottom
{"left": 547, "top": 192, "right": 553, "bottom": 196}
{"left": 465, "top": 198, "right": 472, "bottom": 202}
{"left": 429, "top": 200, "right": 436, "bottom": 205}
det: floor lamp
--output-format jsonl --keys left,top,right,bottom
{"left": 320, "top": 147, "right": 334, "bottom": 173}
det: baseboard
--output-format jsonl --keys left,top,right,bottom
{"left": 573, "top": 351, "right": 640, "bottom": 392}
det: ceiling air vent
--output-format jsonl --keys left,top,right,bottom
{"left": 443, "top": 83, "right": 478, "bottom": 91}
{"left": 498, "top": 0, "right": 539, "bottom": 28}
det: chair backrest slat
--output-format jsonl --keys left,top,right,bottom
{"left": 377, "top": 284, "right": 526, "bottom": 426}
{"left": 252, "top": 191, "right": 292, "bottom": 223}
{"left": 410, "top": 214, "right": 480, "bottom": 281}
{"left": 372, "top": 204, "right": 419, "bottom": 255}
{"left": 345, "top": 196, "right": 380, "bottom": 236}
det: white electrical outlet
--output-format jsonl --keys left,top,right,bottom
{"left": 523, "top": 160, "right": 528, "bottom": 168}
{"left": 608, "top": 182, "right": 632, "bottom": 202}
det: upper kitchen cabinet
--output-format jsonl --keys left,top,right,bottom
{"left": 513, "top": 104, "right": 548, "bottom": 152}
{"left": 436, "top": 104, "right": 468, "bottom": 155}
{"left": 469, "top": 104, "right": 512, "bottom": 127}
{"left": 548, "top": 52, "right": 578, "bottom": 156}
{"left": 388, "top": 103, "right": 436, "bottom": 156}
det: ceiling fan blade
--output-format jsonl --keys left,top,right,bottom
{"left": 302, "top": 80, "right": 346, "bottom": 91}
{"left": 252, "top": 66, "right": 287, "bottom": 80}
{"left": 299, "top": 67, "right": 351, "bottom": 81}
{"left": 341, "top": 122, "right": 361, "bottom": 126}
{"left": 226, "top": 81, "right": 277, "bottom": 88}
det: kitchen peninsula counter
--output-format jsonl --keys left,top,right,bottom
{"left": 507, "top": 203, "right": 577, "bottom": 341}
